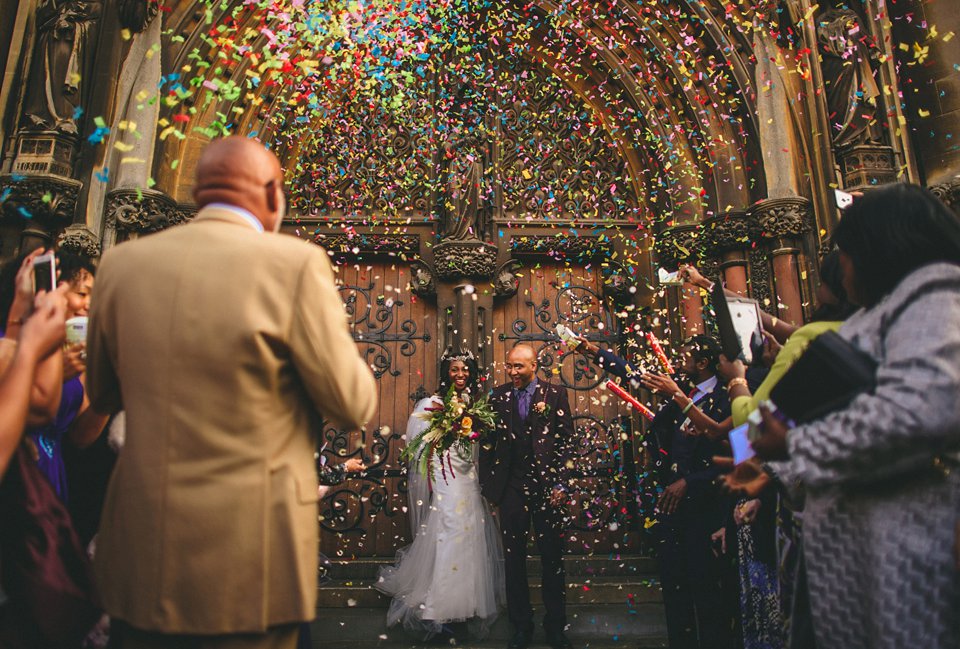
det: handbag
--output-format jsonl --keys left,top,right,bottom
{"left": 769, "top": 330, "right": 878, "bottom": 424}
{"left": 0, "top": 442, "right": 101, "bottom": 648}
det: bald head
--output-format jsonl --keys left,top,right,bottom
{"left": 194, "top": 137, "right": 285, "bottom": 231}
{"left": 506, "top": 343, "right": 538, "bottom": 389}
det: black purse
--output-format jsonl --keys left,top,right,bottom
{"left": 769, "top": 330, "right": 878, "bottom": 424}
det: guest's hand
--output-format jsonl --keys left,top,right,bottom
{"left": 574, "top": 336, "right": 599, "bottom": 356}
{"left": 5, "top": 248, "right": 46, "bottom": 336}
{"left": 18, "top": 287, "right": 68, "bottom": 360}
{"left": 713, "top": 456, "right": 771, "bottom": 498}
{"left": 717, "top": 355, "right": 746, "bottom": 382}
{"left": 710, "top": 528, "right": 727, "bottom": 556}
{"left": 679, "top": 265, "right": 713, "bottom": 290}
{"left": 752, "top": 405, "right": 790, "bottom": 461}
{"left": 549, "top": 487, "right": 566, "bottom": 507}
{"left": 343, "top": 458, "right": 366, "bottom": 473}
{"left": 734, "top": 499, "right": 761, "bottom": 526}
{"left": 63, "top": 343, "right": 87, "bottom": 380}
{"left": 658, "top": 478, "right": 687, "bottom": 515}
{"left": 760, "top": 331, "right": 782, "bottom": 368}
{"left": 641, "top": 372, "right": 681, "bottom": 398}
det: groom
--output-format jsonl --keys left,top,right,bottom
{"left": 480, "top": 343, "right": 575, "bottom": 649}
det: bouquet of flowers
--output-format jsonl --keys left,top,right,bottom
{"left": 401, "top": 385, "right": 497, "bottom": 483}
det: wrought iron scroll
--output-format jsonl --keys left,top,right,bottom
{"left": 338, "top": 282, "right": 431, "bottom": 379}
{"left": 498, "top": 283, "right": 623, "bottom": 391}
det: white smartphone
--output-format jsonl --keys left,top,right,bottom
{"left": 657, "top": 267, "right": 683, "bottom": 286}
{"left": 33, "top": 252, "right": 56, "bottom": 293}
{"left": 728, "top": 423, "right": 756, "bottom": 465}
{"left": 835, "top": 189, "right": 854, "bottom": 209}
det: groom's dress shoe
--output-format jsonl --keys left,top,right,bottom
{"left": 507, "top": 629, "right": 533, "bottom": 649}
{"left": 545, "top": 629, "right": 573, "bottom": 649}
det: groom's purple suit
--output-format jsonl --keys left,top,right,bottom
{"left": 479, "top": 379, "right": 574, "bottom": 635}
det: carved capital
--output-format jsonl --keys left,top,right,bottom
{"left": 408, "top": 260, "right": 437, "bottom": 298}
{"left": 433, "top": 241, "right": 499, "bottom": 280}
{"left": 653, "top": 224, "right": 700, "bottom": 270}
{"left": 700, "top": 210, "right": 757, "bottom": 255}
{"left": 494, "top": 259, "right": 522, "bottom": 299}
{"left": 57, "top": 224, "right": 101, "bottom": 257}
{"left": 105, "top": 188, "right": 195, "bottom": 234}
{"left": 509, "top": 235, "right": 605, "bottom": 260}
{"left": 930, "top": 175, "right": 960, "bottom": 217}
{"left": 750, "top": 197, "right": 813, "bottom": 239}
{"left": 316, "top": 233, "right": 420, "bottom": 258}
{"left": 0, "top": 174, "right": 82, "bottom": 224}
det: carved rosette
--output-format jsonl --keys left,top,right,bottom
{"left": 316, "top": 233, "right": 420, "bottom": 258}
{"left": 930, "top": 176, "right": 960, "bottom": 217}
{"left": 751, "top": 197, "right": 813, "bottom": 239}
{"left": 699, "top": 211, "right": 757, "bottom": 255}
{"left": 433, "top": 241, "right": 498, "bottom": 280}
{"left": 494, "top": 259, "right": 522, "bottom": 298}
{"left": 57, "top": 225, "right": 101, "bottom": 257}
{"left": 408, "top": 260, "right": 437, "bottom": 298}
{"left": 509, "top": 235, "right": 605, "bottom": 260}
{"left": 105, "top": 188, "right": 195, "bottom": 234}
{"left": 653, "top": 224, "right": 699, "bottom": 270}
{"left": 0, "top": 174, "right": 82, "bottom": 224}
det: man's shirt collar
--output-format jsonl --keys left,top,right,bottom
{"left": 206, "top": 203, "right": 264, "bottom": 233}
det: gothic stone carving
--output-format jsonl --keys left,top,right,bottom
{"left": 408, "top": 260, "right": 437, "bottom": 299}
{"left": 105, "top": 188, "right": 194, "bottom": 233}
{"left": 751, "top": 197, "right": 813, "bottom": 239}
{"left": 317, "top": 233, "right": 420, "bottom": 257}
{"left": 748, "top": 248, "right": 773, "bottom": 310}
{"left": 930, "top": 176, "right": 960, "bottom": 217}
{"left": 509, "top": 235, "right": 605, "bottom": 260}
{"left": 57, "top": 224, "right": 100, "bottom": 257}
{"left": 494, "top": 259, "right": 522, "bottom": 299}
{"left": 836, "top": 144, "right": 898, "bottom": 189}
{"left": 433, "top": 241, "right": 498, "bottom": 280}
{"left": 700, "top": 211, "right": 757, "bottom": 255}
{"left": 0, "top": 174, "right": 81, "bottom": 223}
{"left": 653, "top": 224, "right": 699, "bottom": 270}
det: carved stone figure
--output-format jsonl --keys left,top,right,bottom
{"left": 440, "top": 135, "right": 486, "bottom": 241}
{"left": 817, "top": 5, "right": 880, "bottom": 147}
{"left": 21, "top": 0, "right": 102, "bottom": 134}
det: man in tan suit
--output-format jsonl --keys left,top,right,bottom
{"left": 86, "top": 137, "right": 377, "bottom": 648}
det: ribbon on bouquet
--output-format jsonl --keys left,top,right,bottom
{"left": 605, "top": 380, "right": 655, "bottom": 421}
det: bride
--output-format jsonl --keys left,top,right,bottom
{"left": 376, "top": 351, "right": 505, "bottom": 641}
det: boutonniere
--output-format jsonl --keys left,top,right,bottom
{"left": 533, "top": 401, "right": 550, "bottom": 416}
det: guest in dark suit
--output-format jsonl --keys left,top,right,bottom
{"left": 577, "top": 334, "right": 735, "bottom": 649}
{"left": 479, "top": 343, "right": 575, "bottom": 649}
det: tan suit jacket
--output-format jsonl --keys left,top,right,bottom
{"left": 86, "top": 206, "right": 377, "bottom": 634}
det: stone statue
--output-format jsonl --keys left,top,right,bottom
{"left": 440, "top": 135, "right": 486, "bottom": 241}
{"left": 817, "top": 5, "right": 881, "bottom": 147}
{"left": 21, "top": 0, "right": 102, "bottom": 134}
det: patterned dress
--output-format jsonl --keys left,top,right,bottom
{"left": 770, "top": 263, "right": 960, "bottom": 649}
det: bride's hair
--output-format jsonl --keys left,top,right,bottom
{"left": 437, "top": 350, "right": 481, "bottom": 395}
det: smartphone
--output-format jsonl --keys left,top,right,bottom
{"left": 835, "top": 189, "right": 854, "bottom": 210}
{"left": 657, "top": 267, "right": 683, "bottom": 286}
{"left": 33, "top": 252, "right": 56, "bottom": 293}
{"left": 728, "top": 423, "right": 756, "bottom": 465}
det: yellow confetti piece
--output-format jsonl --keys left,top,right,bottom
{"left": 121, "top": 28, "right": 132, "bottom": 41}
{"left": 114, "top": 142, "right": 134, "bottom": 152}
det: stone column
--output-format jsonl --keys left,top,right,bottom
{"left": 700, "top": 211, "right": 757, "bottom": 297}
{"left": 752, "top": 197, "right": 814, "bottom": 325}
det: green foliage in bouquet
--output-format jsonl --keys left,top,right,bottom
{"left": 401, "top": 384, "right": 496, "bottom": 483}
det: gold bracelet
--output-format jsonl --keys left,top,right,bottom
{"left": 727, "top": 377, "right": 749, "bottom": 391}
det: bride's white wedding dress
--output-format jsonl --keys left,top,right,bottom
{"left": 376, "top": 395, "right": 505, "bottom": 636}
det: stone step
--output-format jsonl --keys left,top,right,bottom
{"left": 316, "top": 576, "right": 662, "bottom": 609}
{"left": 324, "top": 556, "right": 658, "bottom": 582}
{"left": 310, "top": 604, "right": 667, "bottom": 647}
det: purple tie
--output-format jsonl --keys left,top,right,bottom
{"left": 516, "top": 389, "right": 530, "bottom": 420}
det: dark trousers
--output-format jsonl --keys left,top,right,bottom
{"left": 657, "top": 500, "right": 733, "bottom": 649}
{"left": 498, "top": 484, "right": 566, "bottom": 634}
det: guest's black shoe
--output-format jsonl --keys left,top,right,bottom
{"left": 544, "top": 629, "right": 573, "bottom": 649}
{"left": 507, "top": 628, "right": 533, "bottom": 649}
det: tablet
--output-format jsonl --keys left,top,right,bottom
{"left": 712, "top": 282, "right": 764, "bottom": 364}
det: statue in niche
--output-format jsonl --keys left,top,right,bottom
{"left": 117, "top": 0, "right": 159, "bottom": 33}
{"left": 439, "top": 84, "right": 491, "bottom": 242}
{"left": 20, "top": 0, "right": 102, "bottom": 134}
{"left": 816, "top": 3, "right": 881, "bottom": 147}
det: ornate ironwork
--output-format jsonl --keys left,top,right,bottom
{"left": 338, "top": 281, "right": 431, "bottom": 379}
{"left": 499, "top": 283, "right": 622, "bottom": 391}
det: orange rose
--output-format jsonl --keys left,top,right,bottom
{"left": 461, "top": 416, "right": 473, "bottom": 433}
